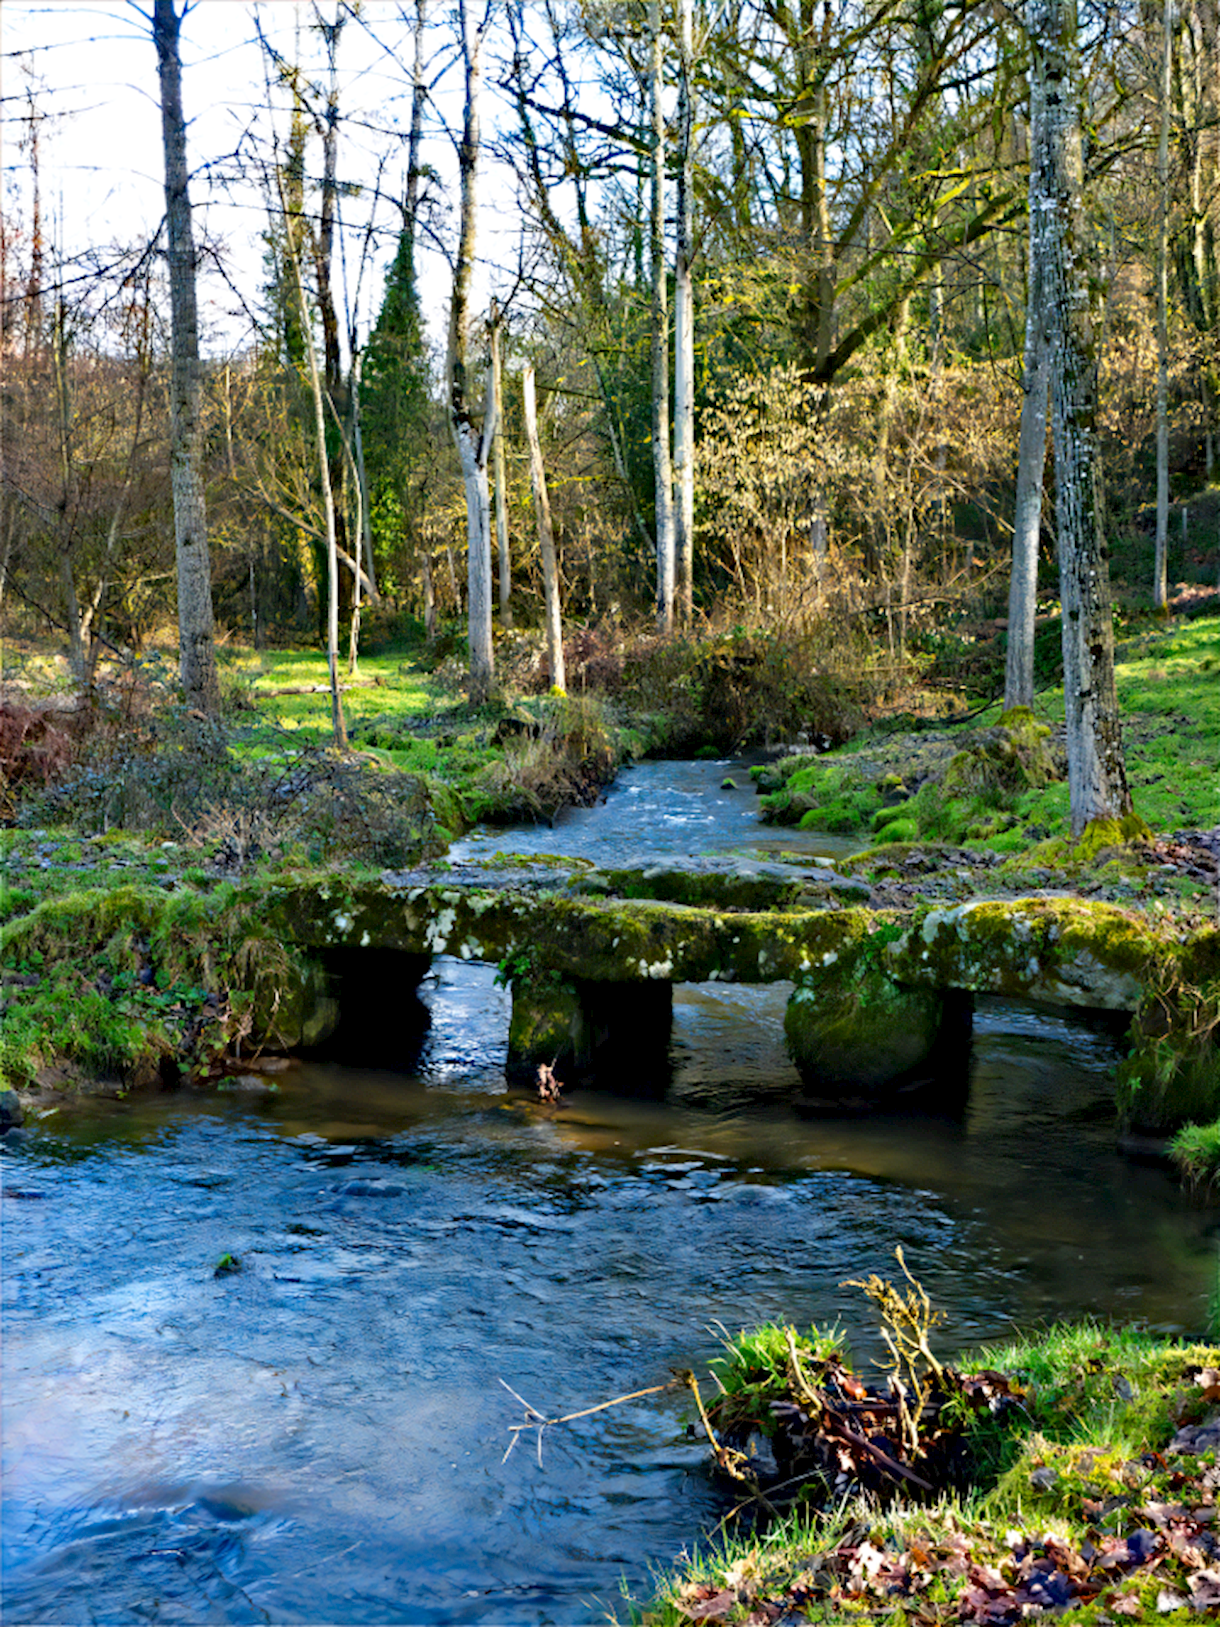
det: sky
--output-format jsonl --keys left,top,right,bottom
{"left": 1, "top": 1, "right": 529, "bottom": 361}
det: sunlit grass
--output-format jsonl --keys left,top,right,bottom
{"left": 217, "top": 643, "right": 461, "bottom": 752}
{"left": 631, "top": 1320, "right": 1220, "bottom": 1625}
{"left": 763, "top": 615, "right": 1220, "bottom": 850}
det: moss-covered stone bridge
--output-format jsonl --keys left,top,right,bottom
{"left": 264, "top": 858, "right": 1220, "bottom": 1134}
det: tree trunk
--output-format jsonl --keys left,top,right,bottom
{"left": 673, "top": 0, "right": 696, "bottom": 624}
{"left": 421, "top": 547, "right": 436, "bottom": 641}
{"left": 350, "top": 353, "right": 379, "bottom": 601}
{"left": 279, "top": 177, "right": 347, "bottom": 747}
{"left": 1028, "top": 0, "right": 1134, "bottom": 837}
{"left": 448, "top": 0, "right": 495, "bottom": 701}
{"left": 1005, "top": 71, "right": 1051, "bottom": 710}
{"left": 1005, "top": 340, "right": 1050, "bottom": 707}
{"left": 649, "top": 0, "right": 676, "bottom": 635}
{"left": 152, "top": 0, "right": 219, "bottom": 718}
{"left": 523, "top": 364, "right": 565, "bottom": 692}
{"left": 1154, "top": 0, "right": 1173, "bottom": 611}
{"left": 455, "top": 381, "right": 497, "bottom": 703}
{"left": 313, "top": 4, "right": 351, "bottom": 625}
{"left": 491, "top": 312, "right": 512, "bottom": 628}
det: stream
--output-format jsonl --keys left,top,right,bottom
{"left": 3, "top": 758, "right": 1217, "bottom": 1625}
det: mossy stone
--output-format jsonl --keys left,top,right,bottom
{"left": 506, "top": 977, "right": 587, "bottom": 1082}
{"left": 785, "top": 965, "right": 948, "bottom": 1093}
{"left": 250, "top": 956, "right": 338, "bottom": 1050}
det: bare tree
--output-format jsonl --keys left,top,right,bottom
{"left": 649, "top": 0, "right": 676, "bottom": 634}
{"left": 522, "top": 363, "right": 564, "bottom": 691}
{"left": 1028, "top": 0, "right": 1135, "bottom": 835}
{"left": 1153, "top": 0, "right": 1174, "bottom": 611}
{"left": 1005, "top": 51, "right": 1050, "bottom": 709}
{"left": 152, "top": 0, "right": 219, "bottom": 717}
{"left": 448, "top": 0, "right": 497, "bottom": 701}
{"left": 673, "top": 0, "right": 696, "bottom": 623}
{"left": 491, "top": 306, "right": 513, "bottom": 627}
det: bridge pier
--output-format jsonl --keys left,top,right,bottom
{"left": 310, "top": 948, "right": 433, "bottom": 1067}
{"left": 507, "top": 976, "right": 673, "bottom": 1090}
{"left": 785, "top": 963, "right": 973, "bottom": 1106}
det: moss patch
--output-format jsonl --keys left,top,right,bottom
{"left": 0, "top": 881, "right": 327, "bottom": 1091}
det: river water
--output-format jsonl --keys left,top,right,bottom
{"left": 3, "top": 760, "right": 1217, "bottom": 1625}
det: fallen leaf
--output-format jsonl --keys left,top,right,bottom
{"left": 1139, "top": 1501, "right": 1184, "bottom": 1528}
{"left": 681, "top": 1589, "right": 737, "bottom": 1621}
{"left": 1157, "top": 1589, "right": 1187, "bottom": 1612}
{"left": 1111, "top": 1594, "right": 1144, "bottom": 1616}
{"left": 1189, "top": 1568, "right": 1220, "bottom": 1609}
{"left": 1126, "top": 1528, "right": 1161, "bottom": 1563}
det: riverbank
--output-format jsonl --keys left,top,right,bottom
{"left": 2, "top": 616, "right": 1218, "bottom": 1168}
{"left": 635, "top": 1317, "right": 1220, "bottom": 1625}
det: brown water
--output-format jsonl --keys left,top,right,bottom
{"left": 2, "top": 761, "right": 1216, "bottom": 1625}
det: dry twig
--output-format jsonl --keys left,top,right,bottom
{"left": 499, "top": 1376, "right": 677, "bottom": 1468}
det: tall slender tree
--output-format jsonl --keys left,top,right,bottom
{"left": 1028, "top": 0, "right": 1135, "bottom": 836}
{"left": 490, "top": 308, "right": 513, "bottom": 627}
{"left": 522, "top": 363, "right": 565, "bottom": 691}
{"left": 448, "top": 0, "right": 497, "bottom": 700}
{"left": 649, "top": 0, "right": 676, "bottom": 634}
{"left": 673, "top": 0, "right": 696, "bottom": 623}
{"left": 1005, "top": 45, "right": 1051, "bottom": 709}
{"left": 152, "top": 0, "right": 219, "bottom": 718}
{"left": 1153, "top": 0, "right": 1174, "bottom": 611}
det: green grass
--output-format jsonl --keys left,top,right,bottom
{"left": 758, "top": 614, "right": 1220, "bottom": 856}
{"left": 217, "top": 645, "right": 492, "bottom": 778}
{"left": 1169, "top": 1119, "right": 1220, "bottom": 1186}
{"left": 633, "top": 1321, "right": 1220, "bottom": 1625}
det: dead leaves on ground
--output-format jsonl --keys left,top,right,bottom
{"left": 671, "top": 1365, "right": 1220, "bottom": 1623}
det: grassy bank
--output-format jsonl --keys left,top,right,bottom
{"left": 636, "top": 1315, "right": 1220, "bottom": 1625}
{"left": 2, "top": 615, "right": 1218, "bottom": 1123}
{"left": 0, "top": 634, "right": 629, "bottom": 1093}
{"left": 756, "top": 613, "right": 1220, "bottom": 865}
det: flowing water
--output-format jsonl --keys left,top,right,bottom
{"left": 3, "top": 760, "right": 1217, "bottom": 1625}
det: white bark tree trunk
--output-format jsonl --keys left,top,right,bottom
{"left": 448, "top": 0, "right": 495, "bottom": 700}
{"left": 292, "top": 259, "right": 347, "bottom": 747}
{"left": 1154, "top": 0, "right": 1174, "bottom": 611}
{"left": 491, "top": 312, "right": 512, "bottom": 628}
{"left": 274, "top": 159, "right": 347, "bottom": 745}
{"left": 649, "top": 0, "right": 676, "bottom": 635}
{"left": 1028, "top": 0, "right": 1134, "bottom": 836}
{"left": 673, "top": 0, "right": 695, "bottom": 625}
{"left": 1005, "top": 70, "right": 1051, "bottom": 710}
{"left": 523, "top": 364, "right": 565, "bottom": 693}
{"left": 153, "top": 0, "right": 219, "bottom": 718}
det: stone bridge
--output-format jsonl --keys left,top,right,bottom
{"left": 264, "top": 856, "right": 1220, "bottom": 1133}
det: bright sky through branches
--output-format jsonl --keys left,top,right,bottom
{"left": 1, "top": 1, "right": 524, "bottom": 361}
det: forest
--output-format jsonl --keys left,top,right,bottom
{"left": 1, "top": 0, "right": 1216, "bottom": 789}
{"left": 4, "top": 6, "right": 1220, "bottom": 1625}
